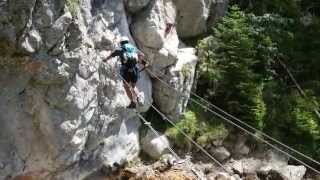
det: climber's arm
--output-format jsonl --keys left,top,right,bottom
{"left": 137, "top": 51, "right": 149, "bottom": 72}
{"left": 103, "top": 50, "right": 122, "bottom": 62}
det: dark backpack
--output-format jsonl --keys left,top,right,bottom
{"left": 122, "top": 43, "right": 138, "bottom": 68}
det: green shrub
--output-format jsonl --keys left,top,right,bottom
{"left": 66, "top": 0, "right": 79, "bottom": 17}
{"left": 165, "top": 105, "right": 228, "bottom": 149}
{"left": 181, "top": 65, "right": 191, "bottom": 78}
{"left": 263, "top": 89, "right": 320, "bottom": 159}
{"left": 165, "top": 111, "right": 198, "bottom": 148}
{"left": 196, "top": 124, "right": 228, "bottom": 146}
{"left": 196, "top": 6, "right": 276, "bottom": 130}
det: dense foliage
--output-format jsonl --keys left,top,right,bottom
{"left": 196, "top": 3, "right": 320, "bottom": 162}
{"left": 230, "top": 0, "right": 320, "bottom": 17}
{"left": 145, "top": 105, "right": 228, "bottom": 151}
{"left": 165, "top": 105, "right": 228, "bottom": 149}
{"left": 197, "top": 6, "right": 277, "bottom": 129}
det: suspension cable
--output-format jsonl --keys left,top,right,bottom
{"left": 147, "top": 67, "right": 320, "bottom": 167}
{"left": 146, "top": 68, "right": 320, "bottom": 175}
{"left": 192, "top": 88, "right": 320, "bottom": 167}
{"left": 142, "top": 66, "right": 227, "bottom": 172}
{"left": 112, "top": 62, "right": 229, "bottom": 173}
{"left": 115, "top": 71, "right": 179, "bottom": 159}
{"left": 189, "top": 98, "right": 320, "bottom": 175}
{"left": 100, "top": 61, "right": 180, "bottom": 158}
{"left": 136, "top": 113, "right": 206, "bottom": 180}
{"left": 136, "top": 113, "right": 179, "bottom": 159}
{"left": 278, "top": 59, "right": 320, "bottom": 120}
{"left": 150, "top": 104, "right": 230, "bottom": 173}
{"left": 114, "top": 71, "right": 205, "bottom": 180}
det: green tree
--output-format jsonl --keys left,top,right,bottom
{"left": 197, "top": 4, "right": 320, "bottom": 161}
{"left": 197, "top": 6, "right": 276, "bottom": 129}
{"left": 263, "top": 87, "right": 320, "bottom": 159}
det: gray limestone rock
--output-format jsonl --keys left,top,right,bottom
{"left": 153, "top": 48, "right": 198, "bottom": 120}
{"left": 131, "top": 0, "right": 197, "bottom": 120}
{"left": 210, "top": 146, "right": 231, "bottom": 162}
{"left": 175, "top": 0, "right": 228, "bottom": 38}
{"left": 45, "top": 12, "right": 72, "bottom": 49}
{"left": 214, "top": 172, "right": 236, "bottom": 180}
{"left": 0, "top": 0, "right": 229, "bottom": 179}
{"left": 20, "top": 28, "right": 42, "bottom": 53}
{"left": 125, "top": 0, "right": 151, "bottom": 13}
{"left": 132, "top": 0, "right": 169, "bottom": 49}
{"left": 258, "top": 165, "right": 306, "bottom": 180}
{"left": 225, "top": 156, "right": 307, "bottom": 180}
{"left": 175, "top": 0, "right": 211, "bottom": 38}
{"left": 0, "top": 0, "right": 151, "bottom": 179}
{"left": 233, "top": 134, "right": 250, "bottom": 156}
{"left": 141, "top": 129, "right": 170, "bottom": 159}
{"left": 207, "top": 0, "right": 229, "bottom": 28}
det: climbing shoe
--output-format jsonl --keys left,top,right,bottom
{"left": 136, "top": 93, "right": 144, "bottom": 106}
{"left": 127, "top": 102, "right": 136, "bottom": 109}
{"left": 136, "top": 97, "right": 143, "bottom": 106}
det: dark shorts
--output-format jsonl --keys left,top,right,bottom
{"left": 120, "top": 65, "right": 139, "bottom": 84}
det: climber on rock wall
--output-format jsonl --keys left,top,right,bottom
{"left": 103, "top": 36, "right": 147, "bottom": 109}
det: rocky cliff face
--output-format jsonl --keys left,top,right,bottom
{"left": 0, "top": 0, "right": 227, "bottom": 179}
